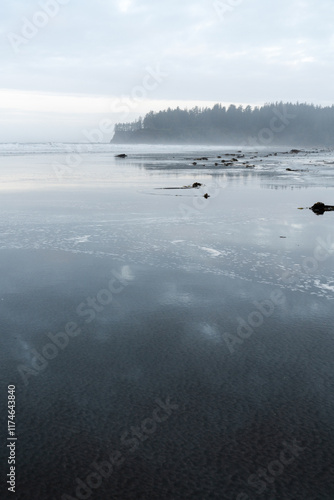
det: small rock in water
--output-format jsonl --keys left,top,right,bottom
{"left": 310, "top": 202, "right": 334, "bottom": 215}
{"left": 203, "top": 193, "right": 210, "bottom": 199}
{"left": 115, "top": 153, "right": 127, "bottom": 158}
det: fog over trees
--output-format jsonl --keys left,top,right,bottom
{"left": 111, "top": 102, "right": 334, "bottom": 146}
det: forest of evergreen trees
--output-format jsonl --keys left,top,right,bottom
{"left": 111, "top": 102, "right": 334, "bottom": 146}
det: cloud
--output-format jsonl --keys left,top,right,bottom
{"left": 1, "top": 0, "right": 333, "bottom": 140}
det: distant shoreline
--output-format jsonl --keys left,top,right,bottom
{"left": 111, "top": 102, "right": 334, "bottom": 147}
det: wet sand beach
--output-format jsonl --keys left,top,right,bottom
{"left": 1, "top": 145, "right": 334, "bottom": 499}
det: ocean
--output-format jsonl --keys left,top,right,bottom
{"left": 1, "top": 143, "right": 334, "bottom": 499}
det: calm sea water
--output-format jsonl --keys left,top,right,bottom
{"left": 1, "top": 144, "right": 334, "bottom": 499}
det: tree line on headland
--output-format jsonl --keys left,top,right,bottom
{"left": 110, "top": 102, "right": 334, "bottom": 146}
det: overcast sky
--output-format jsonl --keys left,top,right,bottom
{"left": 1, "top": 0, "right": 334, "bottom": 142}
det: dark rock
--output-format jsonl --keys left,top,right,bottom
{"left": 286, "top": 167, "right": 306, "bottom": 172}
{"left": 192, "top": 182, "right": 202, "bottom": 188}
{"left": 203, "top": 193, "right": 210, "bottom": 199}
{"left": 192, "top": 162, "right": 197, "bottom": 165}
{"left": 310, "top": 202, "right": 334, "bottom": 215}
{"left": 115, "top": 153, "right": 127, "bottom": 158}
{"left": 290, "top": 149, "right": 301, "bottom": 154}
